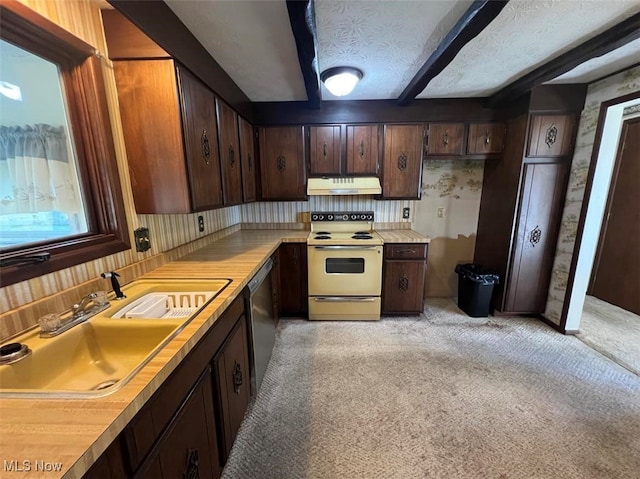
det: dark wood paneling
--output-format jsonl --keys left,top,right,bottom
{"left": 101, "top": 9, "right": 169, "bottom": 59}
{"left": 528, "top": 85, "right": 588, "bottom": 113}
{"left": 216, "top": 99, "right": 243, "bottom": 206}
{"left": 279, "top": 243, "right": 308, "bottom": 316}
{"left": 107, "top": 0, "right": 252, "bottom": 120}
{"left": 381, "top": 124, "right": 424, "bottom": 199}
{"left": 83, "top": 437, "right": 128, "bottom": 479}
{"left": 346, "top": 125, "right": 380, "bottom": 175}
{"left": 308, "top": 125, "right": 341, "bottom": 176}
{"left": 426, "top": 123, "right": 466, "bottom": 155}
{"left": 527, "top": 114, "right": 577, "bottom": 157}
{"left": 397, "top": 0, "right": 509, "bottom": 105}
{"left": 253, "top": 99, "right": 501, "bottom": 126}
{"left": 239, "top": 117, "right": 257, "bottom": 203}
{"left": 382, "top": 259, "right": 426, "bottom": 314}
{"left": 467, "top": 123, "right": 505, "bottom": 155}
{"left": 286, "top": 0, "right": 321, "bottom": 109}
{"left": 258, "top": 127, "right": 307, "bottom": 200}
{"left": 487, "top": 13, "right": 640, "bottom": 106}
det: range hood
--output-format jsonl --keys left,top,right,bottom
{"left": 307, "top": 177, "right": 382, "bottom": 196}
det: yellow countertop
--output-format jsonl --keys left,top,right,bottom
{"left": 0, "top": 228, "right": 428, "bottom": 478}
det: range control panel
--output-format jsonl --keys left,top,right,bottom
{"left": 310, "top": 211, "right": 374, "bottom": 222}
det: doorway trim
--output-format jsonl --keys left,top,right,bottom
{"left": 560, "top": 91, "right": 640, "bottom": 331}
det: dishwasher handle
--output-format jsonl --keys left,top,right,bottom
{"left": 248, "top": 258, "right": 274, "bottom": 294}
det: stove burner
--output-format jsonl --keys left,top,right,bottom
{"left": 352, "top": 234, "right": 373, "bottom": 240}
{"left": 315, "top": 231, "right": 331, "bottom": 235}
{"left": 354, "top": 231, "right": 370, "bottom": 235}
{"left": 314, "top": 235, "right": 331, "bottom": 240}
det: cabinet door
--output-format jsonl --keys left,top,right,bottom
{"left": 346, "top": 125, "right": 379, "bottom": 175}
{"left": 381, "top": 124, "right": 424, "bottom": 199}
{"left": 505, "top": 161, "right": 569, "bottom": 313}
{"left": 309, "top": 125, "right": 341, "bottom": 176}
{"left": 382, "top": 260, "right": 426, "bottom": 314}
{"left": 83, "top": 437, "right": 128, "bottom": 479}
{"left": 527, "top": 114, "right": 577, "bottom": 157}
{"left": 258, "top": 127, "right": 306, "bottom": 200}
{"left": 177, "top": 66, "right": 224, "bottom": 211}
{"left": 279, "top": 243, "right": 308, "bottom": 316}
{"left": 214, "top": 316, "right": 251, "bottom": 462}
{"left": 216, "top": 99, "right": 243, "bottom": 206}
{"left": 467, "top": 123, "right": 505, "bottom": 155}
{"left": 139, "top": 368, "right": 221, "bottom": 479}
{"left": 426, "top": 123, "right": 465, "bottom": 156}
{"left": 239, "top": 117, "right": 257, "bottom": 203}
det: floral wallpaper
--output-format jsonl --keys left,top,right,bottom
{"left": 544, "top": 66, "right": 640, "bottom": 325}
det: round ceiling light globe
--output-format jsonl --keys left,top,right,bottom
{"left": 321, "top": 67, "right": 363, "bottom": 97}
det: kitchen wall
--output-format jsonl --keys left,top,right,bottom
{"left": 413, "top": 159, "right": 484, "bottom": 298}
{"left": 544, "top": 65, "right": 640, "bottom": 326}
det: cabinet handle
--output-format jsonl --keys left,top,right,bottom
{"left": 323, "top": 143, "right": 327, "bottom": 158}
{"left": 529, "top": 225, "right": 542, "bottom": 247}
{"left": 443, "top": 131, "right": 449, "bottom": 146}
{"left": 359, "top": 140, "right": 365, "bottom": 158}
{"left": 277, "top": 155, "right": 286, "bottom": 172}
{"left": 484, "top": 129, "right": 490, "bottom": 145}
{"left": 201, "top": 130, "right": 211, "bottom": 165}
{"left": 248, "top": 154, "right": 253, "bottom": 170}
{"left": 229, "top": 145, "right": 235, "bottom": 166}
{"left": 399, "top": 274, "right": 409, "bottom": 293}
{"left": 545, "top": 124, "right": 558, "bottom": 148}
{"left": 292, "top": 247, "right": 298, "bottom": 261}
{"left": 397, "top": 152, "right": 407, "bottom": 171}
{"left": 396, "top": 248, "right": 416, "bottom": 254}
{"left": 233, "top": 361, "right": 243, "bottom": 394}
{"left": 184, "top": 449, "right": 199, "bottom": 479}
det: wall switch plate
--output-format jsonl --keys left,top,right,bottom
{"left": 437, "top": 207, "right": 445, "bottom": 218}
{"left": 402, "top": 207, "right": 410, "bottom": 219}
{"left": 198, "top": 215, "right": 205, "bottom": 232}
{"left": 134, "top": 227, "right": 151, "bottom": 252}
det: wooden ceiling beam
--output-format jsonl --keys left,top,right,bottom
{"left": 397, "top": 0, "right": 509, "bottom": 106}
{"left": 487, "top": 13, "right": 640, "bottom": 107}
{"left": 286, "top": 0, "right": 322, "bottom": 110}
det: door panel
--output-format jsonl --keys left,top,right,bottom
{"left": 258, "top": 127, "right": 306, "bottom": 200}
{"left": 346, "top": 125, "right": 379, "bottom": 175}
{"left": 216, "top": 99, "right": 242, "bottom": 205}
{"left": 239, "top": 117, "right": 256, "bottom": 202}
{"left": 309, "top": 125, "right": 341, "bottom": 176}
{"left": 590, "top": 118, "right": 640, "bottom": 314}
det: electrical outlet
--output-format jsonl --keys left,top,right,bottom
{"left": 134, "top": 227, "right": 151, "bottom": 252}
{"left": 402, "top": 207, "right": 410, "bottom": 219}
{"left": 198, "top": 215, "right": 205, "bottom": 232}
{"left": 437, "top": 207, "right": 445, "bottom": 218}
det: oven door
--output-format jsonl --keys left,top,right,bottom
{"left": 308, "top": 245, "right": 382, "bottom": 296}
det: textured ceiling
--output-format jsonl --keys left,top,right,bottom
{"left": 165, "top": 0, "right": 640, "bottom": 102}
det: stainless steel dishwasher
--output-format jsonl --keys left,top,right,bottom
{"left": 246, "top": 257, "right": 276, "bottom": 395}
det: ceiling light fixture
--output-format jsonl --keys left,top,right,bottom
{"left": 320, "top": 67, "right": 363, "bottom": 97}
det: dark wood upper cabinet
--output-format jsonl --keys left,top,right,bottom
{"left": 308, "top": 125, "right": 341, "bottom": 176}
{"left": 258, "top": 126, "right": 307, "bottom": 200}
{"left": 239, "top": 117, "right": 257, "bottom": 203}
{"left": 113, "top": 59, "right": 223, "bottom": 213}
{"left": 346, "top": 125, "right": 380, "bottom": 175}
{"left": 467, "top": 122, "right": 505, "bottom": 155}
{"left": 527, "top": 114, "right": 577, "bottom": 157}
{"left": 216, "top": 98, "right": 243, "bottom": 206}
{"left": 426, "top": 123, "right": 466, "bottom": 156}
{"left": 381, "top": 124, "right": 424, "bottom": 199}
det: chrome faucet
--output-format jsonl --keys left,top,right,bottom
{"left": 72, "top": 292, "right": 99, "bottom": 319}
{"left": 40, "top": 292, "right": 110, "bottom": 338}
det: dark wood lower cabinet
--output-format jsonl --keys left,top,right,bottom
{"left": 382, "top": 244, "right": 428, "bottom": 315}
{"left": 278, "top": 243, "right": 308, "bottom": 317}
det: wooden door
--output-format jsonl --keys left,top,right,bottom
{"left": 467, "top": 123, "right": 505, "bottom": 155}
{"left": 214, "top": 317, "right": 250, "bottom": 462}
{"left": 589, "top": 118, "right": 640, "bottom": 315}
{"left": 239, "top": 117, "right": 257, "bottom": 203}
{"left": 216, "top": 98, "right": 243, "bottom": 205}
{"left": 382, "top": 260, "right": 426, "bottom": 314}
{"left": 527, "top": 114, "right": 577, "bottom": 157}
{"left": 177, "top": 66, "right": 223, "bottom": 211}
{"left": 426, "top": 123, "right": 465, "bottom": 156}
{"left": 258, "top": 127, "right": 306, "bottom": 200}
{"left": 506, "top": 161, "right": 569, "bottom": 313}
{"left": 309, "top": 125, "right": 341, "bottom": 176}
{"left": 346, "top": 125, "right": 379, "bottom": 175}
{"left": 279, "top": 243, "right": 308, "bottom": 316}
{"left": 381, "top": 124, "right": 424, "bottom": 199}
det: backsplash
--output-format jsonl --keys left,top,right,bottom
{"left": 241, "top": 198, "right": 414, "bottom": 224}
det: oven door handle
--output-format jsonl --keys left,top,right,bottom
{"left": 313, "top": 245, "right": 379, "bottom": 250}
{"left": 313, "top": 297, "right": 377, "bottom": 302}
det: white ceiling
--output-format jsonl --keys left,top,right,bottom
{"left": 165, "top": 0, "right": 640, "bottom": 102}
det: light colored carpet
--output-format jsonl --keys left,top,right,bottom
{"left": 577, "top": 295, "right": 640, "bottom": 376}
{"left": 222, "top": 299, "right": 640, "bottom": 479}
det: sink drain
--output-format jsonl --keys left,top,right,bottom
{"left": 92, "top": 379, "right": 118, "bottom": 391}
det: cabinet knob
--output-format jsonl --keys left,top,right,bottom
{"left": 399, "top": 274, "right": 409, "bottom": 293}
{"left": 201, "top": 130, "right": 211, "bottom": 165}
{"left": 484, "top": 129, "right": 490, "bottom": 146}
{"left": 277, "top": 155, "right": 286, "bottom": 172}
{"left": 229, "top": 145, "right": 236, "bottom": 166}
{"left": 443, "top": 131, "right": 449, "bottom": 146}
{"left": 233, "top": 361, "right": 243, "bottom": 394}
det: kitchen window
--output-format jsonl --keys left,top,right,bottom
{"left": 0, "top": 2, "right": 129, "bottom": 287}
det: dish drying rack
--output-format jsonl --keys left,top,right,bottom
{"left": 111, "top": 292, "right": 214, "bottom": 319}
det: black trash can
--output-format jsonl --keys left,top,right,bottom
{"left": 454, "top": 264, "right": 500, "bottom": 317}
